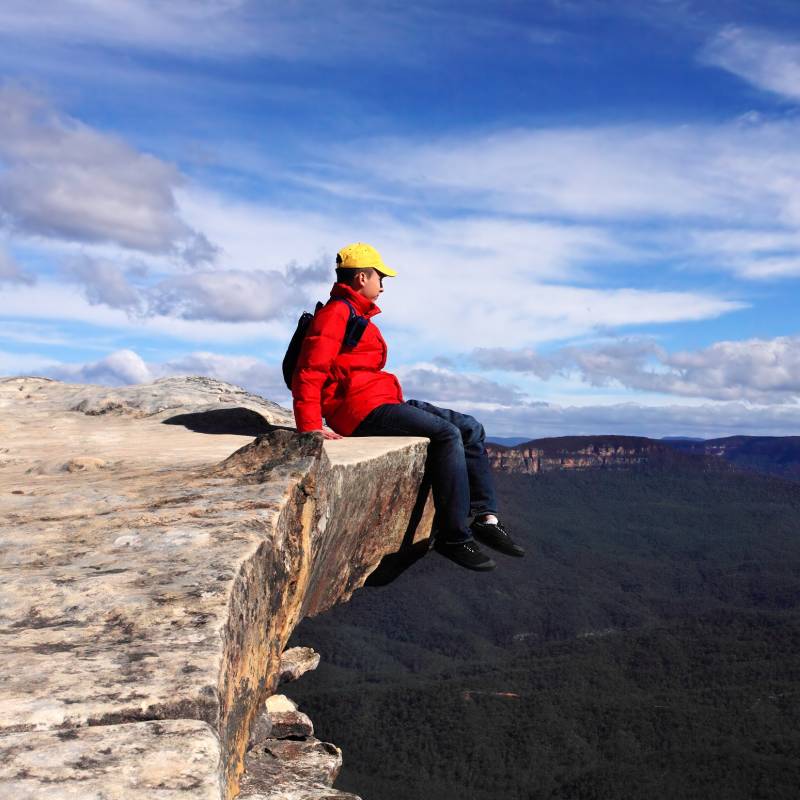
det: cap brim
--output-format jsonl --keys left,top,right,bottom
{"left": 378, "top": 264, "right": 397, "bottom": 277}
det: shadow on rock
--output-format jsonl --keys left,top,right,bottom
{"left": 365, "top": 538, "right": 432, "bottom": 587}
{"left": 163, "top": 407, "right": 294, "bottom": 437}
{"left": 366, "top": 472, "right": 433, "bottom": 587}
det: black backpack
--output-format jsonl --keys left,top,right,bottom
{"left": 282, "top": 297, "right": 369, "bottom": 390}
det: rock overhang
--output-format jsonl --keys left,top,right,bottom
{"left": 0, "top": 377, "right": 434, "bottom": 799}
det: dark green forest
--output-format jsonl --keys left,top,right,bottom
{"left": 288, "top": 468, "right": 800, "bottom": 799}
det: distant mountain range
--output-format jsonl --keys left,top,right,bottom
{"left": 665, "top": 436, "right": 800, "bottom": 481}
{"left": 485, "top": 434, "right": 800, "bottom": 481}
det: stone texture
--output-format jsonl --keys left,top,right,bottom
{"left": 0, "top": 376, "right": 433, "bottom": 798}
{"left": 269, "top": 710, "right": 314, "bottom": 740}
{"left": 265, "top": 695, "right": 298, "bottom": 714}
{"left": 0, "top": 719, "right": 222, "bottom": 799}
{"left": 66, "top": 375, "right": 293, "bottom": 423}
{"left": 278, "top": 647, "right": 320, "bottom": 684}
{"left": 240, "top": 738, "right": 360, "bottom": 800}
{"left": 247, "top": 711, "right": 274, "bottom": 751}
{"left": 247, "top": 700, "right": 314, "bottom": 748}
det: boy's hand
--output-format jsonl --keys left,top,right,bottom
{"left": 311, "top": 428, "right": 344, "bottom": 440}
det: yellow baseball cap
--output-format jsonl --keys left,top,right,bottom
{"left": 336, "top": 242, "right": 397, "bottom": 277}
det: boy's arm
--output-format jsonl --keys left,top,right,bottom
{"left": 291, "top": 303, "right": 348, "bottom": 433}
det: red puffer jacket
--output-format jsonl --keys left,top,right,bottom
{"left": 291, "top": 282, "right": 404, "bottom": 435}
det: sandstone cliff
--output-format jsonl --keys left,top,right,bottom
{"left": 0, "top": 377, "right": 434, "bottom": 799}
{"left": 486, "top": 434, "right": 720, "bottom": 474}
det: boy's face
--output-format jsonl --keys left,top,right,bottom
{"left": 355, "top": 268, "right": 385, "bottom": 302}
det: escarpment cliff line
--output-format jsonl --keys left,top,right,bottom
{"left": 486, "top": 434, "right": 720, "bottom": 474}
{"left": 0, "top": 377, "right": 434, "bottom": 799}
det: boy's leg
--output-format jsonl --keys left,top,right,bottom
{"left": 404, "top": 399, "right": 524, "bottom": 558}
{"left": 405, "top": 399, "right": 498, "bottom": 519}
{"left": 351, "top": 402, "right": 472, "bottom": 542}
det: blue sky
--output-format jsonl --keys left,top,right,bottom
{"left": 2, "top": 0, "right": 800, "bottom": 437}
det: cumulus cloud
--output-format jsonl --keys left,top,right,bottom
{"left": 54, "top": 249, "right": 328, "bottom": 323}
{"left": 148, "top": 269, "right": 303, "bottom": 322}
{"left": 395, "top": 363, "right": 527, "bottom": 406}
{"left": 64, "top": 257, "right": 143, "bottom": 311}
{"left": 701, "top": 25, "right": 800, "bottom": 101}
{"left": 46, "top": 349, "right": 153, "bottom": 385}
{"left": 0, "top": 85, "right": 213, "bottom": 258}
{"left": 660, "top": 337, "right": 800, "bottom": 402}
{"left": 285, "top": 256, "right": 334, "bottom": 286}
{"left": 470, "top": 335, "right": 800, "bottom": 403}
{"left": 467, "top": 347, "right": 560, "bottom": 378}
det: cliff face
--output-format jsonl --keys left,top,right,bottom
{"left": 486, "top": 434, "right": 719, "bottom": 475}
{"left": 664, "top": 436, "right": 800, "bottom": 481}
{"left": 0, "top": 377, "right": 434, "bottom": 799}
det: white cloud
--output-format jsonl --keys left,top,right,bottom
{"left": 155, "top": 351, "right": 289, "bottom": 404}
{"left": 37, "top": 347, "right": 290, "bottom": 405}
{"left": 312, "top": 116, "right": 800, "bottom": 287}
{"left": 690, "top": 228, "right": 800, "bottom": 279}
{"left": 395, "top": 363, "right": 527, "bottom": 405}
{"left": 45, "top": 348, "right": 153, "bottom": 385}
{"left": 0, "top": 1, "right": 264, "bottom": 58}
{"left": 470, "top": 335, "right": 800, "bottom": 403}
{"left": 383, "top": 279, "right": 742, "bottom": 353}
{"left": 336, "top": 119, "right": 800, "bottom": 229}
{"left": 0, "top": 85, "right": 213, "bottom": 258}
{"left": 662, "top": 336, "right": 800, "bottom": 401}
{"left": 0, "top": 244, "right": 34, "bottom": 284}
{"left": 0, "top": 321, "right": 88, "bottom": 348}
{"left": 0, "top": 350, "right": 59, "bottom": 375}
{"left": 0, "top": 2, "right": 563, "bottom": 64}
{"left": 0, "top": 280, "right": 293, "bottom": 344}
{"left": 12, "top": 344, "right": 800, "bottom": 438}
{"left": 701, "top": 25, "right": 800, "bottom": 101}
{"left": 471, "top": 398, "right": 800, "bottom": 439}
{"left": 65, "top": 256, "right": 143, "bottom": 311}
{"left": 149, "top": 269, "right": 300, "bottom": 323}
{"left": 178, "top": 189, "right": 743, "bottom": 345}
{"left": 60, "top": 253, "right": 326, "bottom": 323}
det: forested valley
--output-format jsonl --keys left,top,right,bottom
{"left": 288, "top": 468, "right": 800, "bottom": 799}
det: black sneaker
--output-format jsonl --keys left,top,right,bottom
{"left": 433, "top": 538, "right": 496, "bottom": 571}
{"left": 470, "top": 518, "right": 525, "bottom": 557}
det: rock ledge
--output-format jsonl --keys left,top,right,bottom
{"left": 0, "top": 377, "right": 433, "bottom": 798}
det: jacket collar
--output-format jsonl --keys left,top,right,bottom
{"left": 329, "top": 282, "right": 382, "bottom": 318}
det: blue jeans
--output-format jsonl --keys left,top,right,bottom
{"left": 351, "top": 399, "right": 498, "bottom": 543}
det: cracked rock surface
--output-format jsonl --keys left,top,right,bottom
{"left": 0, "top": 377, "right": 433, "bottom": 798}
{"left": 241, "top": 736, "right": 360, "bottom": 800}
{"left": 0, "top": 720, "right": 222, "bottom": 799}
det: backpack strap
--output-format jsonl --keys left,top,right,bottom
{"left": 330, "top": 297, "right": 369, "bottom": 348}
{"left": 283, "top": 298, "right": 370, "bottom": 391}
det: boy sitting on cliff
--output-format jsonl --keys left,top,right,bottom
{"left": 291, "top": 242, "right": 525, "bottom": 571}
